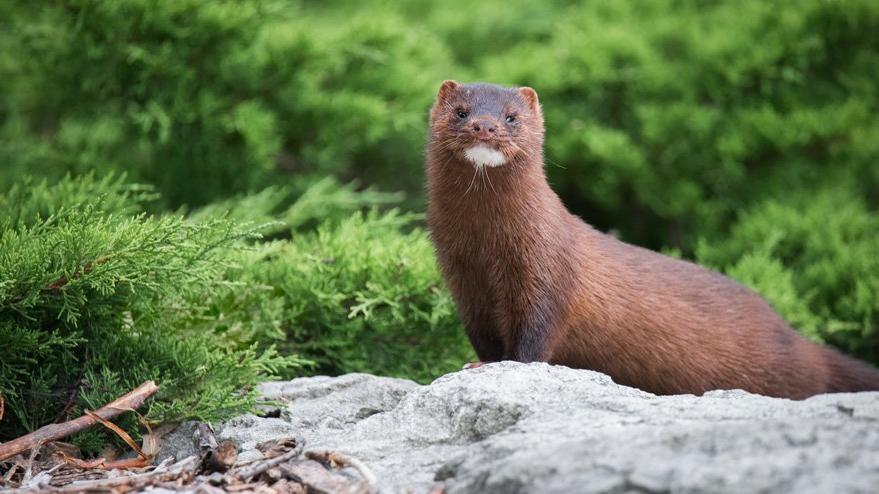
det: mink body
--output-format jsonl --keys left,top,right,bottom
{"left": 425, "top": 80, "right": 879, "bottom": 399}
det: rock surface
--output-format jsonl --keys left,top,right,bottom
{"left": 161, "top": 362, "right": 879, "bottom": 493}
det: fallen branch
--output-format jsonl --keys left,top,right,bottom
{"left": 21, "top": 441, "right": 42, "bottom": 485}
{"left": 50, "top": 455, "right": 199, "bottom": 493}
{"left": 306, "top": 450, "right": 378, "bottom": 494}
{"left": 1, "top": 463, "right": 20, "bottom": 484}
{"left": 59, "top": 452, "right": 151, "bottom": 470}
{"left": 0, "top": 380, "right": 158, "bottom": 462}
{"left": 235, "top": 437, "right": 304, "bottom": 481}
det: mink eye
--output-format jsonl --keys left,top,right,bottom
{"left": 457, "top": 110, "right": 469, "bottom": 119}
{"left": 505, "top": 115, "right": 516, "bottom": 123}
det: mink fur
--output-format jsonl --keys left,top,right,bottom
{"left": 425, "top": 80, "right": 879, "bottom": 399}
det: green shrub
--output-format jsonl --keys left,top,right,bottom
{"left": 0, "top": 0, "right": 449, "bottom": 207}
{"left": 192, "top": 180, "right": 473, "bottom": 382}
{"left": 0, "top": 1, "right": 278, "bottom": 206}
{"left": 480, "top": 0, "right": 879, "bottom": 248}
{"left": 0, "top": 174, "right": 471, "bottom": 455}
{"left": 0, "top": 175, "right": 302, "bottom": 453}
{"left": 1, "top": 0, "right": 877, "bottom": 393}
{"left": 244, "top": 210, "right": 472, "bottom": 382}
{"left": 190, "top": 177, "right": 403, "bottom": 234}
{"left": 3, "top": 0, "right": 877, "bottom": 250}
{"left": 696, "top": 189, "right": 879, "bottom": 364}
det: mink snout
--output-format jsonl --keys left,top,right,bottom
{"left": 470, "top": 118, "right": 498, "bottom": 140}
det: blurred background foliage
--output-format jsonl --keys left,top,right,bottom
{"left": 1, "top": 0, "right": 878, "bottom": 447}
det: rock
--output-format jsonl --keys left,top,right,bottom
{"left": 155, "top": 421, "right": 202, "bottom": 464}
{"left": 162, "top": 362, "right": 879, "bottom": 493}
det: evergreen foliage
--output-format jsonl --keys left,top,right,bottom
{"left": 190, "top": 180, "right": 472, "bottom": 380}
{"left": 2, "top": 0, "right": 876, "bottom": 245}
{"left": 474, "top": 0, "right": 879, "bottom": 248}
{"left": 0, "top": 0, "right": 449, "bottom": 207}
{"left": 0, "top": 175, "right": 469, "bottom": 452}
{"left": 0, "top": 175, "right": 300, "bottom": 452}
{"left": 247, "top": 210, "right": 471, "bottom": 380}
{"left": 697, "top": 188, "right": 879, "bottom": 364}
{"left": 1, "top": 0, "right": 878, "bottom": 454}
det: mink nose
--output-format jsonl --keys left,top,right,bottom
{"left": 472, "top": 119, "right": 497, "bottom": 140}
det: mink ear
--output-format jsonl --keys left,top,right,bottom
{"left": 430, "top": 80, "right": 461, "bottom": 122}
{"left": 518, "top": 86, "right": 541, "bottom": 114}
{"left": 436, "top": 80, "right": 460, "bottom": 104}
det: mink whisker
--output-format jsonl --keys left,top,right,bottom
{"left": 483, "top": 166, "right": 498, "bottom": 196}
{"left": 463, "top": 164, "right": 480, "bottom": 197}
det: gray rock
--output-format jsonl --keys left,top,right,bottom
{"left": 165, "top": 362, "right": 879, "bottom": 493}
{"left": 154, "top": 421, "right": 202, "bottom": 464}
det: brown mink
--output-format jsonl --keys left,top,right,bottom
{"left": 425, "top": 80, "right": 879, "bottom": 399}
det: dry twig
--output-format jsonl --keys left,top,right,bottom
{"left": 48, "top": 455, "right": 199, "bottom": 493}
{"left": 58, "top": 452, "right": 151, "bottom": 470}
{"left": 0, "top": 381, "right": 158, "bottom": 462}
{"left": 21, "top": 441, "right": 42, "bottom": 485}
{"left": 2, "top": 463, "right": 20, "bottom": 484}
{"left": 306, "top": 450, "right": 378, "bottom": 494}
{"left": 235, "top": 437, "right": 305, "bottom": 481}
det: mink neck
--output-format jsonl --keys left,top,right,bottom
{"left": 425, "top": 144, "right": 574, "bottom": 272}
{"left": 426, "top": 148, "right": 563, "bottom": 228}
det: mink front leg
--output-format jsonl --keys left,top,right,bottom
{"left": 460, "top": 299, "right": 506, "bottom": 364}
{"left": 508, "top": 327, "right": 552, "bottom": 362}
{"left": 466, "top": 326, "right": 505, "bottom": 363}
{"left": 507, "top": 306, "right": 556, "bottom": 363}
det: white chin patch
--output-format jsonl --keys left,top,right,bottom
{"left": 464, "top": 144, "right": 506, "bottom": 168}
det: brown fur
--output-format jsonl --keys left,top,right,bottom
{"left": 425, "top": 80, "right": 879, "bottom": 399}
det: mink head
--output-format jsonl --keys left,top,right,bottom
{"left": 429, "top": 81, "right": 544, "bottom": 169}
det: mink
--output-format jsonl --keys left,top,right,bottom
{"left": 425, "top": 80, "right": 879, "bottom": 399}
